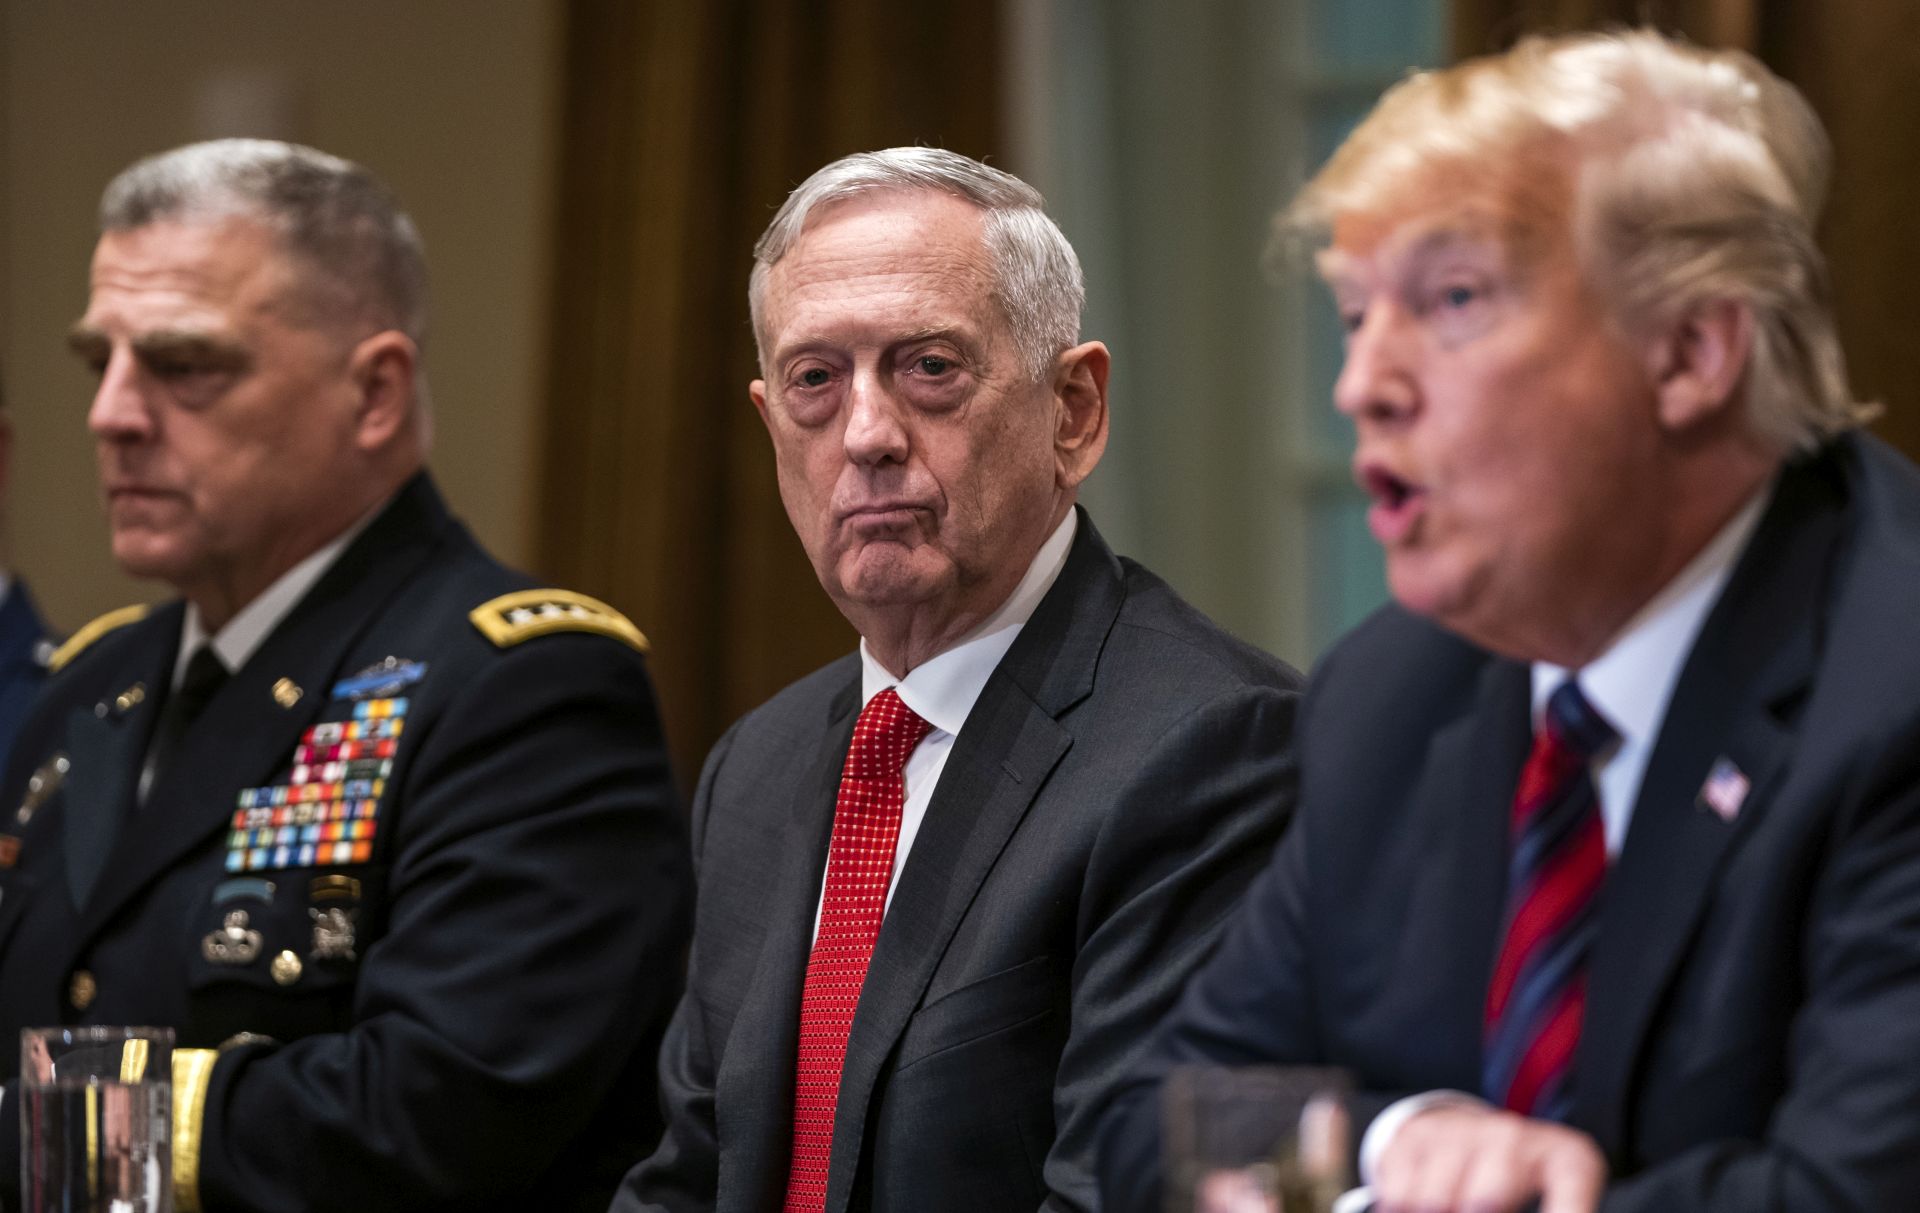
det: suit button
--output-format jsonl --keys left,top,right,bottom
{"left": 69, "top": 970, "right": 97, "bottom": 1011}
{"left": 270, "top": 950, "right": 303, "bottom": 986}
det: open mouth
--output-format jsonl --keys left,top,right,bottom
{"left": 1359, "top": 464, "right": 1425, "bottom": 543}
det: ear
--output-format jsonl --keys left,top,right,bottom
{"left": 749, "top": 377, "right": 771, "bottom": 432}
{"left": 347, "top": 330, "right": 419, "bottom": 452}
{"left": 1051, "top": 340, "right": 1110, "bottom": 490}
{"left": 1647, "top": 299, "right": 1753, "bottom": 432}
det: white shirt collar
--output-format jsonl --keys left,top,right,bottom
{"left": 1533, "top": 482, "right": 1773, "bottom": 746}
{"left": 175, "top": 497, "right": 389, "bottom": 687}
{"left": 859, "top": 509, "right": 1079, "bottom": 736}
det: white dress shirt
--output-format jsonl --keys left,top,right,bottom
{"left": 811, "top": 509, "right": 1078, "bottom": 938}
{"left": 138, "top": 500, "right": 386, "bottom": 801}
{"left": 1355, "top": 485, "right": 1772, "bottom": 1192}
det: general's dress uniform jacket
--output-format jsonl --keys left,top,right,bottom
{"left": 0, "top": 474, "right": 692, "bottom": 1213}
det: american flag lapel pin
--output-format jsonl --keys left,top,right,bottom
{"left": 1698, "top": 756, "right": 1751, "bottom": 823}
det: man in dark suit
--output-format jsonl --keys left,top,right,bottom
{"left": 1101, "top": 29, "right": 1920, "bottom": 1213}
{"left": 613, "top": 148, "right": 1300, "bottom": 1213}
{"left": 0, "top": 139, "right": 691, "bottom": 1213}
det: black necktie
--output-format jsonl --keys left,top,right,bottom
{"left": 144, "top": 645, "right": 230, "bottom": 802}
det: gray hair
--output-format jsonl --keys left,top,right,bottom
{"left": 101, "top": 139, "right": 429, "bottom": 347}
{"left": 1285, "top": 28, "right": 1872, "bottom": 453}
{"left": 749, "top": 147, "right": 1084, "bottom": 382}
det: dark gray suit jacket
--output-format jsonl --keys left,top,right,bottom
{"left": 1101, "top": 434, "right": 1920, "bottom": 1211}
{"left": 616, "top": 513, "right": 1301, "bottom": 1213}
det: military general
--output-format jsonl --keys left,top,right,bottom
{"left": 0, "top": 140, "right": 691, "bottom": 1213}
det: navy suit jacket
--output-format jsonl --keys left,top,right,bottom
{"left": 0, "top": 581, "right": 50, "bottom": 779}
{"left": 1102, "top": 433, "right": 1920, "bottom": 1212}
{"left": 618, "top": 513, "right": 1301, "bottom": 1213}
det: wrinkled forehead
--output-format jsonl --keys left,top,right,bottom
{"left": 761, "top": 191, "right": 1003, "bottom": 332}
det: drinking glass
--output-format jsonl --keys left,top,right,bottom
{"left": 1162, "top": 1065, "right": 1354, "bottom": 1213}
{"left": 19, "top": 1026, "right": 173, "bottom": 1213}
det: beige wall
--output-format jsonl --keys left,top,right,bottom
{"left": 0, "top": 1, "right": 559, "bottom": 634}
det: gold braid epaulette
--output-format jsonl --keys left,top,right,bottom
{"left": 468, "top": 589, "right": 650, "bottom": 653}
{"left": 45, "top": 604, "right": 150, "bottom": 674}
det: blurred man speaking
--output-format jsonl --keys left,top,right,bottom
{"left": 0, "top": 140, "right": 690, "bottom": 1213}
{"left": 1101, "top": 29, "right": 1920, "bottom": 1213}
{"left": 616, "top": 148, "right": 1299, "bottom": 1213}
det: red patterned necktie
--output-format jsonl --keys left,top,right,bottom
{"left": 784, "top": 687, "right": 933, "bottom": 1212}
{"left": 1482, "top": 679, "right": 1615, "bottom": 1121}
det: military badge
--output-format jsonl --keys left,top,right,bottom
{"left": 202, "top": 910, "right": 264, "bottom": 965}
{"left": 225, "top": 695, "right": 409, "bottom": 873}
{"left": 309, "top": 906, "right": 358, "bottom": 961}
{"left": 332, "top": 657, "right": 428, "bottom": 701}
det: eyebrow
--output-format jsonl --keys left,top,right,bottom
{"left": 64, "top": 324, "right": 251, "bottom": 366}
{"left": 1317, "top": 221, "right": 1512, "bottom": 291}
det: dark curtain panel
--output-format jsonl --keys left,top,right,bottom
{"left": 535, "top": 0, "right": 1004, "bottom": 782}
{"left": 1453, "top": 1, "right": 1920, "bottom": 460}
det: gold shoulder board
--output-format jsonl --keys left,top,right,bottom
{"left": 468, "top": 589, "right": 650, "bottom": 654}
{"left": 46, "top": 604, "right": 151, "bottom": 674}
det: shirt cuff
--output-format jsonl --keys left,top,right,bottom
{"left": 1357, "top": 1089, "right": 1487, "bottom": 1184}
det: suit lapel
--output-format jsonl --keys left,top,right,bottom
{"left": 714, "top": 680, "right": 858, "bottom": 1210}
{"left": 1417, "top": 657, "right": 1533, "bottom": 1076}
{"left": 74, "top": 475, "right": 451, "bottom": 944}
{"left": 61, "top": 617, "right": 177, "bottom": 910}
{"left": 821, "top": 514, "right": 1118, "bottom": 1213}
{"left": 1577, "top": 460, "right": 1840, "bottom": 1157}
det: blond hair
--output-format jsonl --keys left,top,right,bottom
{"left": 1285, "top": 28, "right": 1872, "bottom": 452}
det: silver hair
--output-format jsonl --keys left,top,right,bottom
{"left": 1285, "top": 29, "right": 1873, "bottom": 453}
{"left": 748, "top": 147, "right": 1084, "bottom": 381}
{"left": 100, "top": 139, "right": 429, "bottom": 347}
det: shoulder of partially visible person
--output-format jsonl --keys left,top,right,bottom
{"left": 1780, "top": 432, "right": 1920, "bottom": 755}
{"left": 0, "top": 602, "right": 166, "bottom": 792}
{"left": 1108, "top": 553, "right": 1307, "bottom": 699}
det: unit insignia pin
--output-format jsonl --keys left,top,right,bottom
{"left": 309, "top": 906, "right": 359, "bottom": 961}
{"left": 202, "top": 910, "right": 264, "bottom": 965}
{"left": 272, "top": 678, "right": 304, "bottom": 709}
